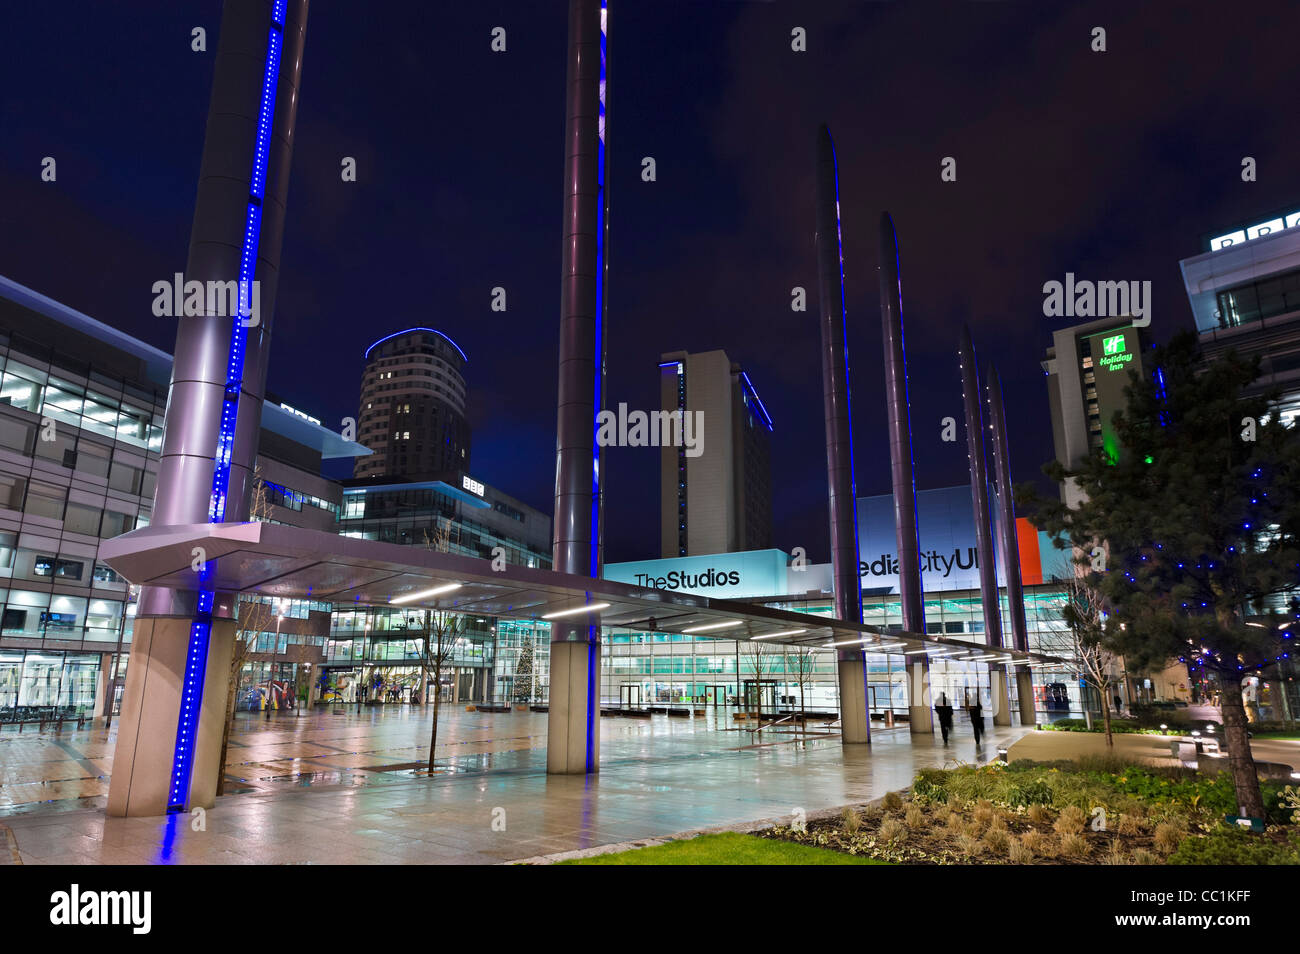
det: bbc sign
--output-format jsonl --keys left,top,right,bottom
{"left": 1210, "top": 211, "right": 1300, "bottom": 251}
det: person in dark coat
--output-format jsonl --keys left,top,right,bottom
{"left": 935, "top": 692, "right": 955, "bottom": 744}
{"left": 968, "top": 697, "right": 985, "bottom": 745}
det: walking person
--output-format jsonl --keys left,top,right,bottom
{"left": 935, "top": 692, "right": 954, "bottom": 744}
{"left": 968, "top": 697, "right": 985, "bottom": 746}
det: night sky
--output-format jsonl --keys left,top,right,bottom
{"left": 3, "top": 1, "right": 1298, "bottom": 564}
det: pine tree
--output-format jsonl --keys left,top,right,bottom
{"left": 513, "top": 638, "right": 535, "bottom": 703}
{"left": 1020, "top": 332, "right": 1300, "bottom": 819}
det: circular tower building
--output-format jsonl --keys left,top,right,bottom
{"left": 353, "top": 327, "right": 470, "bottom": 480}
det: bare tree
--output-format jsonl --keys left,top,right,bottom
{"left": 1062, "top": 568, "right": 1124, "bottom": 747}
{"left": 419, "top": 523, "right": 465, "bottom": 773}
{"left": 738, "top": 637, "right": 780, "bottom": 724}
{"left": 216, "top": 469, "right": 273, "bottom": 796}
{"left": 784, "top": 646, "right": 817, "bottom": 735}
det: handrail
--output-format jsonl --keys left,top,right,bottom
{"left": 753, "top": 713, "right": 794, "bottom": 735}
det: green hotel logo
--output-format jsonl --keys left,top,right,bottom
{"left": 1097, "top": 332, "right": 1134, "bottom": 372}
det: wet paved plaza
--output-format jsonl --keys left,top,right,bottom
{"left": 0, "top": 705, "right": 1031, "bottom": 864}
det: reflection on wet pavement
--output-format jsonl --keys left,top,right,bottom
{"left": 0, "top": 705, "right": 1030, "bottom": 864}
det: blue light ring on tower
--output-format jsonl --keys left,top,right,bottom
{"left": 363, "top": 328, "right": 469, "bottom": 363}
{"left": 171, "top": 2, "right": 286, "bottom": 813}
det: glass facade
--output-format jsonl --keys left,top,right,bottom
{"left": 476, "top": 584, "right": 1084, "bottom": 720}
{"left": 1214, "top": 265, "right": 1300, "bottom": 329}
{"left": 338, "top": 484, "right": 551, "bottom": 569}
{"left": 317, "top": 605, "right": 498, "bottom": 705}
{"left": 0, "top": 331, "right": 159, "bottom": 667}
{"left": 0, "top": 649, "right": 107, "bottom": 720}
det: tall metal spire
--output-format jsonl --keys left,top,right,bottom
{"left": 814, "top": 125, "right": 870, "bottom": 744}
{"left": 987, "top": 363, "right": 1037, "bottom": 724}
{"left": 878, "top": 212, "right": 932, "bottom": 734}
{"left": 961, "top": 325, "right": 1010, "bottom": 724}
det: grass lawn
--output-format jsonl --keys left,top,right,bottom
{"left": 1251, "top": 731, "right": 1300, "bottom": 741}
{"left": 558, "top": 832, "right": 891, "bottom": 866}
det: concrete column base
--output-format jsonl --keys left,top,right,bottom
{"left": 836, "top": 654, "right": 870, "bottom": 744}
{"left": 547, "top": 639, "right": 600, "bottom": 774}
{"left": 908, "top": 659, "right": 933, "bottom": 735}
{"left": 1016, "top": 664, "right": 1036, "bottom": 726}
{"left": 108, "top": 616, "right": 235, "bottom": 817}
{"left": 992, "top": 666, "right": 1012, "bottom": 726}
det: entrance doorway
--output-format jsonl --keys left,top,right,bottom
{"left": 741, "top": 679, "right": 778, "bottom": 715}
{"left": 619, "top": 684, "right": 642, "bottom": 708}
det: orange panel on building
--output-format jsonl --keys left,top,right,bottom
{"left": 1016, "top": 518, "right": 1043, "bottom": 585}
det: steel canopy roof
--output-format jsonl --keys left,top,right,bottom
{"left": 98, "top": 521, "right": 1060, "bottom": 664}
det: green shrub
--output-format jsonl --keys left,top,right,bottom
{"left": 1248, "top": 720, "right": 1300, "bottom": 735}
{"left": 1006, "top": 779, "right": 1054, "bottom": 807}
{"left": 1106, "top": 768, "right": 1294, "bottom": 823}
{"left": 1166, "top": 828, "right": 1300, "bottom": 866}
{"left": 911, "top": 770, "right": 948, "bottom": 804}
{"left": 1043, "top": 718, "right": 1143, "bottom": 734}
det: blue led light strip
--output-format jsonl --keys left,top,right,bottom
{"left": 590, "top": 0, "right": 607, "bottom": 582}
{"left": 168, "top": 0, "right": 287, "bottom": 813}
{"left": 586, "top": 0, "right": 609, "bottom": 773}
{"left": 739, "top": 370, "right": 774, "bottom": 431}
{"left": 827, "top": 134, "right": 860, "bottom": 569}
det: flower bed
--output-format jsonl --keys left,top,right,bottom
{"left": 763, "top": 758, "right": 1300, "bottom": 865}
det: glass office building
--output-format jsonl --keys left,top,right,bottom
{"left": 321, "top": 477, "right": 552, "bottom": 704}
{"left": 0, "top": 275, "right": 357, "bottom": 725}
{"left": 595, "top": 486, "right": 1087, "bottom": 720}
{"left": 585, "top": 585, "right": 1076, "bottom": 719}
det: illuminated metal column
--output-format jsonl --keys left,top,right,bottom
{"left": 987, "top": 364, "right": 1036, "bottom": 725}
{"left": 960, "top": 326, "right": 1010, "bottom": 725}
{"left": 878, "top": 213, "right": 932, "bottom": 735}
{"left": 549, "top": 0, "right": 607, "bottom": 775}
{"left": 108, "top": 0, "right": 309, "bottom": 817}
{"left": 813, "top": 126, "right": 869, "bottom": 745}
